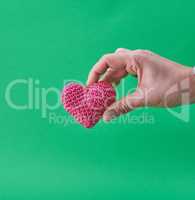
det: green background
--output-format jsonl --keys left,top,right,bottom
{"left": 1, "top": 0, "right": 195, "bottom": 199}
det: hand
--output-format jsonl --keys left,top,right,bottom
{"left": 87, "top": 48, "right": 193, "bottom": 121}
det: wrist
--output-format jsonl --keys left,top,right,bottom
{"left": 177, "top": 66, "right": 195, "bottom": 104}
{"left": 190, "top": 67, "right": 195, "bottom": 103}
{"left": 184, "top": 66, "right": 195, "bottom": 104}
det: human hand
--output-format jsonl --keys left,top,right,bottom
{"left": 87, "top": 48, "right": 193, "bottom": 121}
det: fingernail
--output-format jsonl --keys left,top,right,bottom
{"left": 86, "top": 80, "right": 89, "bottom": 85}
{"left": 111, "top": 82, "right": 116, "bottom": 88}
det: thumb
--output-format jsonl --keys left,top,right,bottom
{"left": 103, "top": 91, "right": 144, "bottom": 121}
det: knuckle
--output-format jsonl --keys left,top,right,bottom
{"left": 118, "top": 104, "right": 130, "bottom": 114}
{"left": 131, "top": 51, "right": 149, "bottom": 63}
{"left": 115, "top": 48, "right": 126, "bottom": 53}
{"left": 142, "top": 50, "right": 153, "bottom": 55}
{"left": 134, "top": 49, "right": 145, "bottom": 55}
{"left": 118, "top": 99, "right": 130, "bottom": 113}
{"left": 131, "top": 54, "right": 145, "bottom": 62}
{"left": 134, "top": 49, "right": 153, "bottom": 55}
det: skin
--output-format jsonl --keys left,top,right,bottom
{"left": 87, "top": 48, "right": 195, "bottom": 121}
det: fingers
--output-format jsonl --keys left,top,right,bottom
{"left": 103, "top": 90, "right": 145, "bottom": 121}
{"left": 100, "top": 68, "right": 118, "bottom": 83}
{"left": 87, "top": 55, "right": 110, "bottom": 85}
{"left": 87, "top": 53, "right": 127, "bottom": 85}
{"left": 87, "top": 48, "right": 154, "bottom": 86}
{"left": 101, "top": 68, "right": 128, "bottom": 85}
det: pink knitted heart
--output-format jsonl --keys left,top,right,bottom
{"left": 61, "top": 81, "right": 116, "bottom": 128}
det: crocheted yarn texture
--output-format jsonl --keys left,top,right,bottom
{"left": 61, "top": 81, "right": 116, "bottom": 128}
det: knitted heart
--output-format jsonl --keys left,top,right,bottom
{"left": 61, "top": 81, "right": 116, "bottom": 128}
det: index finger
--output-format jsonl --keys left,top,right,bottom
{"left": 87, "top": 54, "right": 112, "bottom": 85}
